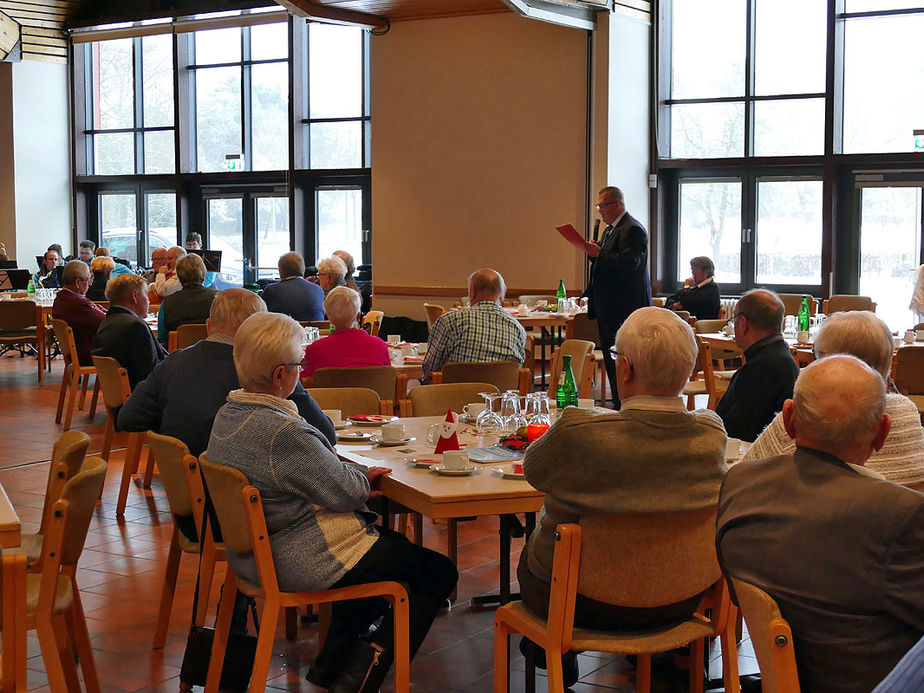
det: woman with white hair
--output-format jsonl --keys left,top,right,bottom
{"left": 300, "top": 285, "right": 389, "bottom": 378}
{"left": 742, "top": 310, "right": 924, "bottom": 489}
{"left": 207, "top": 312, "right": 457, "bottom": 692}
{"left": 317, "top": 255, "right": 348, "bottom": 293}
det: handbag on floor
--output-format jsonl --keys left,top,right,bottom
{"left": 179, "top": 509, "right": 259, "bottom": 691}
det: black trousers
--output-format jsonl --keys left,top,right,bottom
{"left": 317, "top": 528, "right": 458, "bottom": 671}
{"left": 597, "top": 317, "right": 620, "bottom": 409}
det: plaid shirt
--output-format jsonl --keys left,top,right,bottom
{"left": 422, "top": 301, "right": 527, "bottom": 382}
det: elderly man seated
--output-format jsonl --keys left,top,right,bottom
{"left": 301, "top": 286, "right": 389, "bottom": 378}
{"left": 421, "top": 268, "right": 526, "bottom": 384}
{"left": 92, "top": 273, "right": 166, "bottom": 390}
{"left": 52, "top": 260, "right": 106, "bottom": 366}
{"left": 142, "top": 247, "right": 167, "bottom": 284}
{"left": 742, "top": 310, "right": 924, "bottom": 488}
{"left": 715, "top": 288, "right": 799, "bottom": 442}
{"left": 666, "top": 255, "right": 721, "bottom": 319}
{"left": 260, "top": 251, "right": 325, "bottom": 322}
{"left": 717, "top": 355, "right": 924, "bottom": 693}
{"left": 149, "top": 245, "right": 186, "bottom": 301}
{"left": 519, "top": 307, "right": 728, "bottom": 685}
{"left": 157, "top": 254, "right": 218, "bottom": 348}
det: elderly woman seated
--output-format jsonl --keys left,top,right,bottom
{"left": 742, "top": 310, "right": 924, "bottom": 489}
{"left": 207, "top": 312, "right": 457, "bottom": 692}
{"left": 86, "top": 256, "right": 114, "bottom": 302}
{"left": 317, "top": 255, "right": 348, "bottom": 294}
{"left": 301, "top": 286, "right": 390, "bottom": 379}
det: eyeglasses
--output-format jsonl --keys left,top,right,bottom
{"left": 595, "top": 200, "right": 620, "bottom": 210}
{"left": 276, "top": 362, "right": 303, "bottom": 371}
{"left": 609, "top": 349, "right": 635, "bottom": 370}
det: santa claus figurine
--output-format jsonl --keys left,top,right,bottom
{"left": 433, "top": 409, "right": 461, "bottom": 454}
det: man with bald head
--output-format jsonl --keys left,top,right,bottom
{"left": 421, "top": 268, "right": 526, "bottom": 383}
{"left": 142, "top": 247, "right": 168, "bottom": 283}
{"left": 717, "top": 355, "right": 924, "bottom": 693}
{"left": 715, "top": 288, "right": 798, "bottom": 441}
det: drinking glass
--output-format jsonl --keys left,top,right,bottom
{"left": 500, "top": 390, "right": 528, "bottom": 434}
{"left": 475, "top": 392, "right": 504, "bottom": 434}
{"left": 783, "top": 315, "right": 797, "bottom": 339}
{"left": 524, "top": 392, "right": 552, "bottom": 426}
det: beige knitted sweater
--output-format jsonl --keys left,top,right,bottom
{"left": 740, "top": 393, "right": 924, "bottom": 489}
{"left": 523, "top": 398, "right": 728, "bottom": 583}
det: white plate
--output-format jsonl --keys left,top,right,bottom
{"left": 337, "top": 431, "right": 375, "bottom": 442}
{"left": 405, "top": 457, "right": 438, "bottom": 469}
{"left": 493, "top": 466, "right": 525, "bottom": 480}
{"left": 332, "top": 421, "right": 352, "bottom": 430}
{"left": 371, "top": 435, "right": 415, "bottom": 446}
{"left": 348, "top": 415, "right": 399, "bottom": 427}
{"left": 432, "top": 464, "right": 478, "bottom": 476}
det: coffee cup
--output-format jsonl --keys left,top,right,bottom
{"left": 462, "top": 402, "right": 485, "bottom": 419}
{"left": 723, "top": 324, "right": 734, "bottom": 337}
{"left": 323, "top": 409, "right": 342, "bottom": 426}
{"left": 517, "top": 304, "right": 528, "bottom": 316}
{"left": 381, "top": 423, "right": 405, "bottom": 442}
{"left": 894, "top": 336, "right": 902, "bottom": 349}
{"left": 442, "top": 450, "right": 469, "bottom": 470}
{"left": 400, "top": 344, "right": 417, "bottom": 357}
{"left": 427, "top": 416, "right": 457, "bottom": 443}
{"left": 797, "top": 330, "right": 810, "bottom": 344}
{"left": 905, "top": 330, "right": 915, "bottom": 344}
{"left": 577, "top": 398, "right": 594, "bottom": 410}
{"left": 387, "top": 334, "right": 401, "bottom": 345}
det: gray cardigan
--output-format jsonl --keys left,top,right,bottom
{"left": 207, "top": 391, "right": 378, "bottom": 592}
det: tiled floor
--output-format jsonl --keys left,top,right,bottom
{"left": 0, "top": 351, "right": 756, "bottom": 692}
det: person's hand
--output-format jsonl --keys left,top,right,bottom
{"left": 585, "top": 241, "right": 601, "bottom": 258}
{"left": 367, "top": 466, "right": 391, "bottom": 498}
{"left": 157, "top": 266, "right": 167, "bottom": 275}
{"left": 682, "top": 277, "right": 694, "bottom": 289}
{"left": 671, "top": 301, "right": 682, "bottom": 310}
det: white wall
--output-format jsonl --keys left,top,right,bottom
{"left": 12, "top": 59, "right": 71, "bottom": 268}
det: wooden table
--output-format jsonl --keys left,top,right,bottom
{"left": 0, "top": 483, "right": 25, "bottom": 692}
{"left": 336, "top": 415, "right": 543, "bottom": 604}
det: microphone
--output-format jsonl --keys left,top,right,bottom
{"left": 592, "top": 219, "right": 600, "bottom": 242}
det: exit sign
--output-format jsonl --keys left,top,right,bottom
{"left": 225, "top": 154, "right": 243, "bottom": 172}
{"left": 915, "top": 130, "right": 924, "bottom": 152}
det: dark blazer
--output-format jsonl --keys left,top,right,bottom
{"left": 92, "top": 306, "right": 166, "bottom": 390}
{"left": 666, "top": 280, "right": 721, "bottom": 320}
{"left": 715, "top": 334, "right": 798, "bottom": 442}
{"left": 52, "top": 289, "right": 107, "bottom": 366}
{"left": 159, "top": 283, "right": 218, "bottom": 347}
{"left": 261, "top": 277, "right": 325, "bottom": 322}
{"left": 717, "top": 447, "right": 924, "bottom": 693}
{"left": 586, "top": 212, "right": 651, "bottom": 327}
{"left": 36, "top": 266, "right": 63, "bottom": 289}
{"left": 117, "top": 338, "right": 336, "bottom": 457}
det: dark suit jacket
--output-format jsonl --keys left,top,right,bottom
{"left": 117, "top": 338, "right": 335, "bottom": 457}
{"left": 666, "top": 280, "right": 721, "bottom": 320}
{"left": 717, "top": 447, "right": 924, "bottom": 693}
{"left": 52, "top": 289, "right": 107, "bottom": 366}
{"left": 92, "top": 306, "right": 166, "bottom": 390}
{"left": 586, "top": 212, "right": 651, "bottom": 327}
{"left": 261, "top": 276, "right": 325, "bottom": 322}
{"left": 159, "top": 284, "right": 218, "bottom": 347}
{"left": 715, "top": 334, "right": 798, "bottom": 442}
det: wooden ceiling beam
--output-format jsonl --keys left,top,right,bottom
{"left": 276, "top": 0, "right": 387, "bottom": 30}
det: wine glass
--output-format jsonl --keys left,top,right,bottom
{"left": 525, "top": 392, "right": 552, "bottom": 426}
{"left": 476, "top": 392, "right": 504, "bottom": 434}
{"left": 500, "top": 390, "right": 528, "bottom": 434}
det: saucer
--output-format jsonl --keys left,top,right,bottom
{"left": 493, "top": 466, "right": 525, "bottom": 480}
{"left": 371, "top": 435, "right": 415, "bottom": 446}
{"left": 405, "top": 457, "right": 438, "bottom": 469}
{"left": 348, "top": 415, "right": 399, "bottom": 427}
{"left": 332, "top": 421, "right": 352, "bottom": 430}
{"left": 432, "top": 464, "right": 478, "bottom": 476}
{"left": 336, "top": 431, "right": 375, "bottom": 442}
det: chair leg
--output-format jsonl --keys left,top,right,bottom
{"left": 141, "top": 446, "right": 156, "bottom": 489}
{"left": 391, "top": 589, "right": 410, "bottom": 693}
{"left": 545, "top": 646, "right": 565, "bottom": 693}
{"left": 492, "top": 621, "right": 510, "bottom": 693}
{"left": 88, "top": 377, "right": 100, "bottom": 418}
{"left": 101, "top": 415, "right": 115, "bottom": 462}
{"left": 204, "top": 571, "right": 237, "bottom": 693}
{"left": 690, "top": 637, "right": 706, "bottom": 693}
{"left": 78, "top": 373, "right": 90, "bottom": 410}
{"left": 248, "top": 597, "right": 279, "bottom": 693}
{"left": 196, "top": 538, "right": 217, "bottom": 625}
{"left": 285, "top": 606, "right": 298, "bottom": 641}
{"left": 55, "top": 365, "right": 70, "bottom": 423}
{"left": 153, "top": 529, "right": 182, "bottom": 649}
{"left": 448, "top": 519, "right": 458, "bottom": 602}
{"left": 36, "top": 616, "right": 69, "bottom": 693}
{"left": 66, "top": 583, "right": 101, "bottom": 693}
{"left": 116, "top": 433, "right": 144, "bottom": 516}
{"left": 720, "top": 611, "right": 742, "bottom": 693}
{"left": 62, "top": 370, "right": 79, "bottom": 431}
{"left": 52, "top": 612, "right": 81, "bottom": 693}
{"left": 636, "top": 653, "right": 652, "bottom": 693}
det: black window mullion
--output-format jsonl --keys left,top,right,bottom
{"left": 744, "top": 0, "right": 755, "bottom": 158}
{"left": 133, "top": 37, "right": 144, "bottom": 177}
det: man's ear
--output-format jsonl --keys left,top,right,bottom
{"left": 871, "top": 414, "right": 892, "bottom": 453}
{"left": 781, "top": 399, "right": 796, "bottom": 440}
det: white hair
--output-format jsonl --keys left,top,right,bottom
{"left": 323, "top": 286, "right": 361, "bottom": 329}
{"left": 233, "top": 312, "right": 306, "bottom": 392}
{"left": 613, "top": 307, "right": 698, "bottom": 395}
{"left": 813, "top": 310, "right": 894, "bottom": 380}
{"left": 209, "top": 288, "right": 267, "bottom": 334}
{"left": 793, "top": 354, "right": 886, "bottom": 450}
{"left": 317, "top": 256, "right": 347, "bottom": 283}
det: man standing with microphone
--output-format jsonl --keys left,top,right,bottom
{"left": 584, "top": 186, "right": 651, "bottom": 407}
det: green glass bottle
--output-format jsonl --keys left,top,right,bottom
{"left": 27, "top": 278, "right": 35, "bottom": 296}
{"left": 556, "top": 354, "right": 578, "bottom": 409}
{"left": 798, "top": 295, "right": 810, "bottom": 332}
{"left": 556, "top": 279, "right": 566, "bottom": 301}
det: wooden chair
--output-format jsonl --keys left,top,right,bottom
{"left": 547, "top": 340, "right": 595, "bottom": 400}
{"left": 778, "top": 294, "right": 817, "bottom": 317}
{"left": 148, "top": 433, "right": 225, "bottom": 649}
{"left": 92, "top": 356, "right": 152, "bottom": 515}
{"left": 431, "top": 360, "right": 530, "bottom": 395}
{"left": 570, "top": 313, "right": 607, "bottom": 402}
{"left": 198, "top": 455, "right": 411, "bottom": 693}
{"left": 693, "top": 319, "right": 727, "bottom": 334}
{"left": 308, "top": 365, "right": 407, "bottom": 411}
{"left": 730, "top": 577, "right": 800, "bottom": 693}
{"left": 683, "top": 338, "right": 729, "bottom": 410}
{"left": 362, "top": 310, "right": 384, "bottom": 337}
{"left": 494, "top": 509, "right": 740, "bottom": 693}
{"left": 651, "top": 296, "right": 666, "bottom": 307}
{"left": 26, "top": 456, "right": 107, "bottom": 693}
{"left": 307, "top": 387, "right": 391, "bottom": 418}
{"left": 50, "top": 318, "right": 100, "bottom": 431}
{"left": 824, "top": 295, "right": 874, "bottom": 314}
{"left": 423, "top": 303, "right": 445, "bottom": 330}
{"left": 20, "top": 431, "right": 90, "bottom": 569}
{"left": 694, "top": 320, "right": 741, "bottom": 372}
{"left": 402, "top": 382, "right": 499, "bottom": 417}
{"left": 176, "top": 322, "right": 208, "bottom": 350}
{"left": 0, "top": 299, "right": 40, "bottom": 381}
{"left": 0, "top": 546, "right": 27, "bottom": 691}
{"left": 894, "top": 347, "right": 924, "bottom": 417}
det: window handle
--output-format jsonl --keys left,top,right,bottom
{"left": 741, "top": 228, "right": 752, "bottom": 243}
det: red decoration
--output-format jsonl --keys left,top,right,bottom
{"left": 433, "top": 410, "right": 461, "bottom": 454}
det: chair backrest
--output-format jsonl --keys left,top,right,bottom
{"left": 362, "top": 310, "right": 384, "bottom": 336}
{"left": 778, "top": 294, "right": 817, "bottom": 317}
{"left": 56, "top": 456, "right": 108, "bottom": 568}
{"left": 914, "top": 322, "right": 924, "bottom": 331}
{"left": 0, "top": 300, "right": 36, "bottom": 331}
{"left": 826, "top": 294, "right": 872, "bottom": 314}
{"left": 576, "top": 508, "right": 720, "bottom": 607}
{"left": 423, "top": 303, "right": 445, "bottom": 330}
{"left": 176, "top": 322, "right": 208, "bottom": 349}
{"left": 730, "top": 577, "right": 801, "bottom": 693}
{"left": 518, "top": 294, "right": 556, "bottom": 309}
{"left": 547, "top": 339, "right": 595, "bottom": 396}
{"left": 674, "top": 309, "right": 692, "bottom": 324}
{"left": 311, "top": 365, "right": 400, "bottom": 403}
{"left": 569, "top": 312, "right": 601, "bottom": 347}
{"left": 307, "top": 387, "right": 383, "bottom": 419}
{"left": 91, "top": 355, "right": 132, "bottom": 409}
{"left": 146, "top": 432, "right": 197, "bottom": 520}
{"left": 651, "top": 296, "right": 666, "bottom": 307}
{"left": 694, "top": 319, "right": 727, "bottom": 334}
{"left": 49, "top": 318, "right": 78, "bottom": 366}
{"left": 894, "top": 347, "right": 924, "bottom": 395}
{"left": 440, "top": 360, "right": 521, "bottom": 391}
{"left": 38, "top": 431, "right": 90, "bottom": 538}
{"left": 408, "top": 382, "right": 499, "bottom": 416}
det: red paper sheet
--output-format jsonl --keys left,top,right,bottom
{"left": 556, "top": 224, "right": 592, "bottom": 253}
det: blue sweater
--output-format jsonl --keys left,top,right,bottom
{"left": 260, "top": 277, "right": 325, "bottom": 322}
